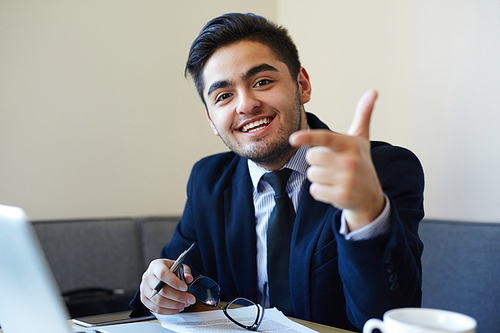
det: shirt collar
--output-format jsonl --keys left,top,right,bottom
{"left": 248, "top": 144, "right": 309, "bottom": 192}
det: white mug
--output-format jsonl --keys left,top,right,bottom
{"left": 363, "top": 308, "right": 477, "bottom": 333}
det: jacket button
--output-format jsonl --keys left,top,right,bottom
{"left": 390, "top": 282, "right": 399, "bottom": 291}
{"left": 385, "top": 260, "right": 394, "bottom": 273}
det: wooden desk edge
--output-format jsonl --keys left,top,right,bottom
{"left": 290, "top": 317, "right": 355, "bottom": 333}
{"left": 70, "top": 309, "right": 355, "bottom": 333}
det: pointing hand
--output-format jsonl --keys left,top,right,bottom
{"left": 289, "top": 90, "right": 385, "bottom": 230}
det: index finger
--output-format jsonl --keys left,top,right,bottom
{"left": 289, "top": 129, "right": 353, "bottom": 151}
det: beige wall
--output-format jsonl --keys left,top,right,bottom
{"left": 1, "top": 1, "right": 499, "bottom": 222}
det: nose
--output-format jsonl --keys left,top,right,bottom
{"left": 236, "top": 90, "right": 261, "bottom": 114}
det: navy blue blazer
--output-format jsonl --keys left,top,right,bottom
{"left": 131, "top": 113, "right": 425, "bottom": 332}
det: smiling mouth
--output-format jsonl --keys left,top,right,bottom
{"left": 240, "top": 117, "right": 272, "bottom": 133}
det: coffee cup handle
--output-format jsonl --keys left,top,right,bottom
{"left": 363, "top": 318, "right": 386, "bottom": 332}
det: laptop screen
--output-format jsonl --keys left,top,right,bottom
{"left": 0, "top": 204, "right": 73, "bottom": 333}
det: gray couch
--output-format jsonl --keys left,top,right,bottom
{"left": 33, "top": 217, "right": 500, "bottom": 332}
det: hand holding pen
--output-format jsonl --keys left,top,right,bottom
{"left": 150, "top": 242, "right": 196, "bottom": 298}
{"left": 140, "top": 243, "right": 197, "bottom": 315}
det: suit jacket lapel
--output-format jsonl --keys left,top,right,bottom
{"left": 223, "top": 157, "right": 258, "bottom": 300}
{"left": 290, "top": 179, "right": 333, "bottom": 320}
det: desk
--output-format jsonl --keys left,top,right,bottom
{"left": 70, "top": 307, "right": 355, "bottom": 333}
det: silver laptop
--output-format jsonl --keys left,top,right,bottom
{"left": 0, "top": 204, "right": 172, "bottom": 333}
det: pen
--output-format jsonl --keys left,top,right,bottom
{"left": 150, "top": 242, "right": 196, "bottom": 298}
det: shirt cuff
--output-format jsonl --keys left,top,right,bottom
{"left": 339, "top": 194, "right": 391, "bottom": 241}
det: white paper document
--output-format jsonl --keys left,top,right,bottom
{"left": 154, "top": 307, "right": 318, "bottom": 333}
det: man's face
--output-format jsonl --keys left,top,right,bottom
{"left": 202, "top": 40, "right": 311, "bottom": 170}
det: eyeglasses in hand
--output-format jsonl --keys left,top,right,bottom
{"left": 175, "top": 245, "right": 266, "bottom": 331}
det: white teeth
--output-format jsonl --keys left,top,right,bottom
{"left": 241, "top": 118, "right": 270, "bottom": 132}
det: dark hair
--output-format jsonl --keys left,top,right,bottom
{"left": 185, "top": 13, "right": 301, "bottom": 104}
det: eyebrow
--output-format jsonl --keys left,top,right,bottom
{"left": 206, "top": 63, "right": 279, "bottom": 98}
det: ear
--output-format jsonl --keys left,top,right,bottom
{"left": 297, "top": 67, "right": 312, "bottom": 104}
{"left": 205, "top": 108, "right": 219, "bottom": 136}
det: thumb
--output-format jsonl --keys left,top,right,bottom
{"left": 347, "top": 89, "right": 378, "bottom": 139}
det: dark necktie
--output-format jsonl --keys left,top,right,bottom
{"left": 262, "top": 168, "right": 295, "bottom": 316}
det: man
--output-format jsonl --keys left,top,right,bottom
{"left": 130, "top": 13, "right": 424, "bottom": 331}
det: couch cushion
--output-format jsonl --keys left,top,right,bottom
{"left": 138, "top": 216, "right": 179, "bottom": 271}
{"left": 419, "top": 219, "right": 500, "bottom": 333}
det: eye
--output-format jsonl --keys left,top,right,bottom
{"left": 255, "top": 79, "right": 271, "bottom": 87}
{"left": 215, "top": 93, "right": 232, "bottom": 104}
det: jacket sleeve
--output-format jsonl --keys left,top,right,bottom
{"left": 335, "top": 143, "right": 425, "bottom": 329}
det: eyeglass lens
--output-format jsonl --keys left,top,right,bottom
{"left": 189, "top": 276, "right": 221, "bottom": 306}
{"left": 175, "top": 258, "right": 220, "bottom": 306}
